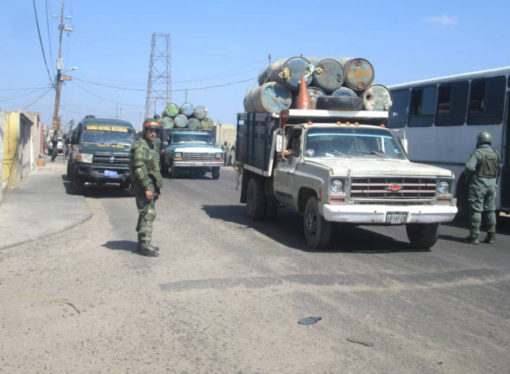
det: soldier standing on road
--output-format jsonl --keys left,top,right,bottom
{"left": 464, "top": 131, "right": 500, "bottom": 245}
{"left": 129, "top": 119, "right": 163, "bottom": 257}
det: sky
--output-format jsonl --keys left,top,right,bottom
{"left": 0, "top": 0, "right": 509, "bottom": 131}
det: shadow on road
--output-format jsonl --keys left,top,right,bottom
{"left": 202, "top": 204, "right": 425, "bottom": 254}
{"left": 102, "top": 240, "right": 138, "bottom": 253}
{"left": 61, "top": 175, "right": 132, "bottom": 198}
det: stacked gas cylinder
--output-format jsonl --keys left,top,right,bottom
{"left": 243, "top": 57, "right": 392, "bottom": 114}
{"left": 159, "top": 102, "right": 214, "bottom": 130}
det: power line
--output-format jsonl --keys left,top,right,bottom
{"left": 44, "top": 0, "right": 54, "bottom": 72}
{"left": 0, "top": 86, "right": 52, "bottom": 91}
{"left": 32, "top": 0, "right": 53, "bottom": 84}
{"left": 0, "top": 88, "right": 50, "bottom": 103}
{"left": 73, "top": 76, "right": 256, "bottom": 93}
{"left": 23, "top": 88, "right": 53, "bottom": 109}
{"left": 72, "top": 80, "right": 144, "bottom": 108}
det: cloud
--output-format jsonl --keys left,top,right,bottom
{"left": 422, "top": 14, "right": 458, "bottom": 27}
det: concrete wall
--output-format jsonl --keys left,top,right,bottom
{"left": 1, "top": 110, "right": 41, "bottom": 197}
{"left": 213, "top": 124, "right": 237, "bottom": 148}
{"left": 0, "top": 111, "right": 4, "bottom": 203}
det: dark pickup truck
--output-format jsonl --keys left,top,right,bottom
{"left": 67, "top": 117, "right": 135, "bottom": 194}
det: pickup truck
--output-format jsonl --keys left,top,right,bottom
{"left": 161, "top": 129, "right": 224, "bottom": 179}
{"left": 236, "top": 109, "right": 458, "bottom": 249}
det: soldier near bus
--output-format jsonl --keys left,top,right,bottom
{"left": 129, "top": 119, "right": 163, "bottom": 257}
{"left": 464, "top": 131, "right": 500, "bottom": 245}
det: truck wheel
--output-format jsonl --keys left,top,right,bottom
{"left": 264, "top": 198, "right": 278, "bottom": 221}
{"left": 304, "top": 196, "right": 332, "bottom": 249}
{"left": 246, "top": 178, "right": 266, "bottom": 220}
{"left": 71, "top": 176, "right": 84, "bottom": 195}
{"left": 211, "top": 167, "right": 220, "bottom": 179}
{"left": 66, "top": 161, "right": 72, "bottom": 179}
{"left": 406, "top": 223, "right": 439, "bottom": 249}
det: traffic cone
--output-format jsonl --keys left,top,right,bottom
{"left": 297, "top": 76, "right": 311, "bottom": 110}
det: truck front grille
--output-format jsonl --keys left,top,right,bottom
{"left": 350, "top": 177, "right": 436, "bottom": 203}
{"left": 93, "top": 154, "right": 130, "bottom": 165}
{"left": 183, "top": 152, "right": 214, "bottom": 161}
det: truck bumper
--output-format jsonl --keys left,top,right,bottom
{"left": 173, "top": 161, "right": 223, "bottom": 168}
{"left": 321, "top": 204, "right": 458, "bottom": 224}
{"left": 75, "top": 164, "right": 130, "bottom": 183}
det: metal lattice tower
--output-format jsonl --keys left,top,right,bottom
{"left": 145, "top": 33, "right": 172, "bottom": 119}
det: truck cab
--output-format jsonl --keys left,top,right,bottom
{"left": 162, "top": 129, "right": 224, "bottom": 179}
{"left": 67, "top": 117, "right": 135, "bottom": 194}
{"left": 237, "top": 109, "right": 457, "bottom": 249}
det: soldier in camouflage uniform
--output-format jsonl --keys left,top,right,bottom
{"left": 130, "top": 119, "right": 163, "bottom": 257}
{"left": 464, "top": 131, "right": 500, "bottom": 245}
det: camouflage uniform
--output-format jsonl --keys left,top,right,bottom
{"left": 464, "top": 143, "right": 500, "bottom": 244}
{"left": 130, "top": 137, "right": 163, "bottom": 254}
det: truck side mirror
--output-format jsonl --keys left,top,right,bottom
{"left": 276, "top": 134, "right": 283, "bottom": 153}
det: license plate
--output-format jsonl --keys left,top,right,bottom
{"left": 104, "top": 170, "right": 118, "bottom": 178}
{"left": 385, "top": 212, "right": 408, "bottom": 224}
{"left": 193, "top": 162, "right": 204, "bottom": 166}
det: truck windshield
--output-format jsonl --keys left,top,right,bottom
{"left": 81, "top": 126, "right": 135, "bottom": 146}
{"left": 172, "top": 133, "right": 212, "bottom": 144}
{"left": 305, "top": 127, "right": 406, "bottom": 160}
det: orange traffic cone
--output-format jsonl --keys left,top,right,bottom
{"left": 297, "top": 76, "right": 311, "bottom": 110}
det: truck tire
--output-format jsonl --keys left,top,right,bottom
{"left": 316, "top": 96, "right": 363, "bottom": 111}
{"left": 264, "top": 198, "right": 278, "bottom": 221}
{"left": 406, "top": 223, "right": 439, "bottom": 249}
{"left": 211, "top": 167, "right": 220, "bottom": 180}
{"left": 170, "top": 166, "right": 179, "bottom": 179}
{"left": 71, "top": 176, "right": 84, "bottom": 195}
{"left": 246, "top": 178, "right": 266, "bottom": 220}
{"left": 304, "top": 196, "right": 332, "bottom": 249}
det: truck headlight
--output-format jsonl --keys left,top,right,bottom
{"left": 331, "top": 179, "right": 344, "bottom": 193}
{"left": 76, "top": 153, "right": 93, "bottom": 163}
{"left": 215, "top": 152, "right": 223, "bottom": 159}
{"left": 174, "top": 152, "right": 182, "bottom": 159}
{"left": 437, "top": 181, "right": 450, "bottom": 194}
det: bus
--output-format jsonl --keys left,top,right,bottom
{"left": 387, "top": 67, "right": 510, "bottom": 216}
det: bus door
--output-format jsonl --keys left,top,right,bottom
{"left": 501, "top": 91, "right": 510, "bottom": 211}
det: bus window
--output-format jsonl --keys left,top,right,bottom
{"left": 387, "top": 89, "right": 409, "bottom": 128}
{"left": 436, "top": 81, "right": 469, "bottom": 126}
{"left": 409, "top": 85, "right": 436, "bottom": 127}
{"left": 467, "top": 76, "right": 506, "bottom": 125}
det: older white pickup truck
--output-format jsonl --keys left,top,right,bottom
{"left": 236, "top": 109, "right": 457, "bottom": 249}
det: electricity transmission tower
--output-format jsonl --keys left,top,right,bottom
{"left": 145, "top": 33, "right": 172, "bottom": 119}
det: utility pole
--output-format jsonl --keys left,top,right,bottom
{"left": 51, "top": 0, "right": 73, "bottom": 133}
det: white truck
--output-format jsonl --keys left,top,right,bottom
{"left": 236, "top": 109, "right": 458, "bottom": 249}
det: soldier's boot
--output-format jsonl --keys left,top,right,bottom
{"left": 138, "top": 243, "right": 159, "bottom": 257}
{"left": 483, "top": 232, "right": 496, "bottom": 244}
{"left": 466, "top": 234, "right": 479, "bottom": 245}
{"left": 137, "top": 234, "right": 159, "bottom": 257}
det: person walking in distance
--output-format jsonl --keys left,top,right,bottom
{"left": 464, "top": 131, "right": 500, "bottom": 244}
{"left": 129, "top": 119, "right": 163, "bottom": 257}
{"left": 50, "top": 132, "right": 59, "bottom": 162}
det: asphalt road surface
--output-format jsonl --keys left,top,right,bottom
{"left": 1, "top": 167, "right": 509, "bottom": 373}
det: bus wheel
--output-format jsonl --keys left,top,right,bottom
{"left": 406, "top": 223, "right": 439, "bottom": 249}
{"left": 246, "top": 178, "right": 266, "bottom": 220}
{"left": 304, "top": 196, "right": 331, "bottom": 249}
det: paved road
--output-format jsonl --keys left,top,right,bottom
{"left": 1, "top": 167, "right": 509, "bottom": 373}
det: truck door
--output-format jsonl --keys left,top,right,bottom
{"left": 273, "top": 127, "right": 302, "bottom": 208}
